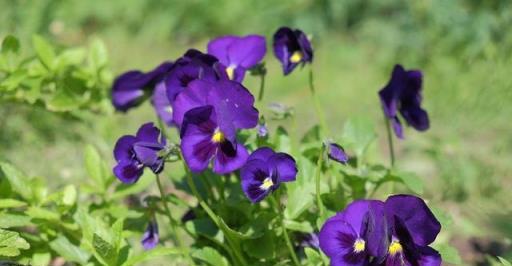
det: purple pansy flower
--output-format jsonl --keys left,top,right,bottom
{"left": 112, "top": 62, "right": 173, "bottom": 111}
{"left": 113, "top": 123, "right": 167, "bottom": 183}
{"left": 180, "top": 105, "right": 249, "bottom": 174}
{"left": 380, "top": 195, "right": 441, "bottom": 266}
{"left": 240, "top": 147, "right": 297, "bottom": 203}
{"left": 379, "top": 64, "right": 429, "bottom": 139}
{"left": 173, "top": 79, "right": 259, "bottom": 130}
{"left": 326, "top": 142, "right": 348, "bottom": 164}
{"left": 207, "top": 35, "right": 266, "bottom": 82}
{"left": 319, "top": 200, "right": 388, "bottom": 266}
{"left": 152, "top": 81, "right": 174, "bottom": 125}
{"left": 141, "top": 219, "right": 159, "bottom": 250}
{"left": 299, "top": 233, "right": 320, "bottom": 250}
{"left": 165, "top": 49, "right": 228, "bottom": 107}
{"left": 273, "top": 27, "right": 313, "bottom": 75}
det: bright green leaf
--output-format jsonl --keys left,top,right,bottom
{"left": 84, "top": 145, "right": 105, "bottom": 192}
{"left": 2, "top": 35, "right": 20, "bottom": 54}
{"left": 498, "top": 257, "right": 512, "bottom": 266}
{"left": 93, "top": 233, "right": 116, "bottom": 266}
{"left": 62, "top": 185, "right": 77, "bottom": 206}
{"left": 434, "top": 243, "right": 462, "bottom": 265}
{"left": 0, "top": 199, "right": 27, "bottom": 209}
{"left": 32, "top": 35, "right": 56, "bottom": 70}
{"left": 304, "top": 247, "right": 323, "bottom": 266}
{"left": 122, "top": 247, "right": 183, "bottom": 266}
{"left": 0, "top": 213, "right": 32, "bottom": 228}
{"left": 49, "top": 235, "right": 91, "bottom": 265}
{"left": 243, "top": 232, "right": 276, "bottom": 259}
{"left": 284, "top": 219, "right": 313, "bottom": 233}
{"left": 0, "top": 162, "right": 32, "bottom": 200}
{"left": 32, "top": 252, "right": 51, "bottom": 266}
{"left": 192, "top": 247, "right": 229, "bottom": 266}
{"left": 0, "top": 228, "right": 30, "bottom": 257}
{"left": 26, "top": 206, "right": 60, "bottom": 221}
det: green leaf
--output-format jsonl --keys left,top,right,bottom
{"left": 192, "top": 247, "right": 229, "bottom": 266}
{"left": 26, "top": 206, "right": 60, "bottom": 221}
{"left": 32, "top": 252, "right": 51, "bottom": 266}
{"left": 122, "top": 247, "right": 183, "bottom": 266}
{"left": 0, "top": 213, "right": 32, "bottom": 228}
{"left": 62, "top": 185, "right": 77, "bottom": 206}
{"left": 434, "top": 243, "right": 462, "bottom": 265}
{"left": 243, "top": 232, "right": 276, "bottom": 259}
{"left": 0, "top": 162, "right": 32, "bottom": 200}
{"left": 185, "top": 218, "right": 223, "bottom": 242}
{"left": 89, "top": 38, "right": 108, "bottom": 69}
{"left": 2, "top": 35, "right": 20, "bottom": 54}
{"left": 284, "top": 220, "right": 313, "bottom": 233}
{"left": 84, "top": 145, "right": 106, "bottom": 191}
{"left": 0, "top": 228, "right": 30, "bottom": 257}
{"left": 32, "top": 35, "right": 56, "bottom": 70}
{"left": 304, "top": 247, "right": 323, "bottom": 266}
{"left": 0, "top": 198, "right": 27, "bottom": 209}
{"left": 93, "top": 233, "right": 116, "bottom": 266}
{"left": 274, "top": 126, "right": 291, "bottom": 154}
{"left": 393, "top": 170, "right": 424, "bottom": 194}
{"left": 284, "top": 184, "right": 315, "bottom": 220}
{"left": 498, "top": 257, "right": 512, "bottom": 266}
{"left": 49, "top": 235, "right": 91, "bottom": 265}
{"left": 218, "top": 216, "right": 258, "bottom": 240}
{"left": 342, "top": 116, "right": 377, "bottom": 158}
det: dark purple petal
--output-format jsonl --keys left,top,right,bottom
{"left": 273, "top": 27, "right": 312, "bottom": 75}
{"left": 400, "top": 105, "right": 430, "bottom": 132}
{"left": 152, "top": 81, "right": 174, "bottom": 126}
{"left": 269, "top": 153, "right": 297, "bottom": 183}
{"left": 113, "top": 161, "right": 143, "bottom": 184}
{"left": 208, "top": 80, "right": 259, "bottom": 135}
{"left": 141, "top": 219, "right": 159, "bottom": 250}
{"left": 133, "top": 142, "right": 165, "bottom": 173}
{"left": 241, "top": 159, "right": 273, "bottom": 203}
{"left": 417, "top": 246, "right": 442, "bottom": 266}
{"left": 391, "top": 116, "right": 404, "bottom": 139}
{"left": 113, "top": 135, "right": 137, "bottom": 162}
{"left": 319, "top": 219, "right": 357, "bottom": 258}
{"left": 299, "top": 233, "right": 320, "bottom": 250}
{"left": 327, "top": 142, "right": 348, "bottom": 164}
{"left": 384, "top": 195, "right": 441, "bottom": 246}
{"left": 136, "top": 123, "right": 162, "bottom": 143}
{"left": 207, "top": 35, "right": 237, "bottom": 64}
{"left": 379, "top": 65, "right": 406, "bottom": 118}
{"left": 227, "top": 35, "right": 266, "bottom": 69}
{"left": 172, "top": 80, "right": 211, "bottom": 127}
{"left": 213, "top": 141, "right": 248, "bottom": 174}
{"left": 112, "top": 62, "right": 173, "bottom": 111}
{"left": 247, "top": 146, "right": 274, "bottom": 162}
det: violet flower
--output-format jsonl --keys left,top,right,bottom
{"left": 113, "top": 123, "right": 167, "bottom": 183}
{"left": 326, "top": 142, "right": 348, "bottom": 164}
{"left": 379, "top": 64, "right": 429, "bottom": 139}
{"left": 141, "top": 219, "right": 159, "bottom": 250}
{"left": 112, "top": 62, "right": 173, "bottom": 111}
{"left": 240, "top": 147, "right": 297, "bottom": 203}
{"left": 319, "top": 200, "right": 388, "bottom": 266}
{"left": 273, "top": 27, "right": 313, "bottom": 75}
{"left": 381, "top": 195, "right": 441, "bottom": 266}
{"left": 207, "top": 35, "right": 266, "bottom": 82}
{"left": 164, "top": 49, "right": 228, "bottom": 107}
{"left": 152, "top": 81, "right": 174, "bottom": 125}
{"left": 180, "top": 105, "right": 250, "bottom": 174}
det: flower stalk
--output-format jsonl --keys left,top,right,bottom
{"left": 269, "top": 195, "right": 300, "bottom": 266}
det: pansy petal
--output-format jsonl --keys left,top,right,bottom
{"left": 319, "top": 219, "right": 357, "bottom": 258}
{"left": 269, "top": 152, "right": 297, "bottom": 183}
{"left": 181, "top": 135, "right": 216, "bottom": 173}
{"left": 113, "top": 135, "right": 137, "bottom": 161}
{"left": 228, "top": 35, "right": 266, "bottom": 69}
{"left": 133, "top": 142, "right": 164, "bottom": 167}
{"left": 207, "top": 35, "right": 237, "bottom": 64}
{"left": 330, "top": 253, "right": 367, "bottom": 266}
{"left": 247, "top": 147, "right": 275, "bottom": 162}
{"left": 141, "top": 219, "right": 159, "bottom": 250}
{"left": 136, "top": 122, "right": 161, "bottom": 143}
{"left": 327, "top": 142, "right": 348, "bottom": 164}
{"left": 172, "top": 79, "right": 212, "bottom": 127}
{"left": 385, "top": 195, "right": 441, "bottom": 246}
{"left": 418, "top": 246, "right": 442, "bottom": 266}
{"left": 113, "top": 161, "right": 143, "bottom": 184}
{"left": 391, "top": 116, "right": 404, "bottom": 139}
{"left": 213, "top": 141, "right": 248, "bottom": 174}
{"left": 241, "top": 159, "right": 272, "bottom": 203}
{"left": 400, "top": 105, "right": 430, "bottom": 132}
{"left": 152, "top": 81, "right": 174, "bottom": 126}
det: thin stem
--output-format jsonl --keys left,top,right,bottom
{"left": 308, "top": 66, "right": 330, "bottom": 137}
{"left": 383, "top": 114, "right": 396, "bottom": 168}
{"left": 184, "top": 166, "right": 248, "bottom": 266}
{"left": 258, "top": 73, "right": 266, "bottom": 102}
{"left": 315, "top": 146, "right": 325, "bottom": 217}
{"left": 270, "top": 195, "right": 300, "bottom": 266}
{"left": 155, "top": 174, "right": 195, "bottom": 265}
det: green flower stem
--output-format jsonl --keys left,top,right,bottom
{"left": 183, "top": 166, "right": 248, "bottom": 266}
{"left": 383, "top": 114, "right": 396, "bottom": 168}
{"left": 155, "top": 174, "right": 195, "bottom": 265}
{"left": 258, "top": 73, "right": 266, "bottom": 102}
{"left": 309, "top": 66, "right": 330, "bottom": 137}
{"left": 269, "top": 195, "right": 301, "bottom": 266}
{"left": 315, "top": 146, "right": 325, "bottom": 217}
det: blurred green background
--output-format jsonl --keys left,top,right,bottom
{"left": 1, "top": 0, "right": 512, "bottom": 264}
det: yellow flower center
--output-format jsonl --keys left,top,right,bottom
{"left": 260, "top": 177, "right": 274, "bottom": 190}
{"left": 211, "top": 130, "right": 225, "bottom": 143}
{"left": 289, "top": 51, "right": 303, "bottom": 63}
{"left": 226, "top": 66, "right": 235, "bottom": 80}
{"left": 388, "top": 241, "right": 403, "bottom": 256}
{"left": 353, "top": 238, "right": 365, "bottom": 253}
